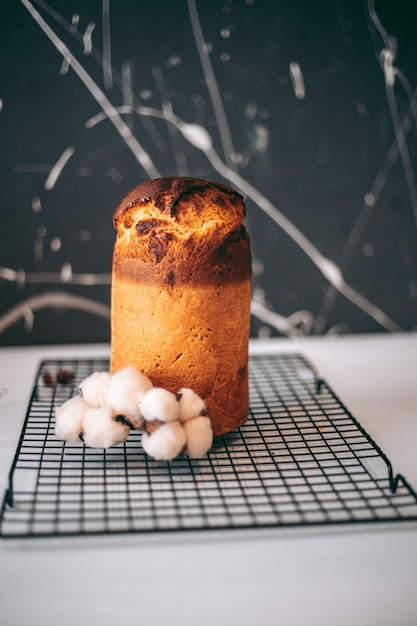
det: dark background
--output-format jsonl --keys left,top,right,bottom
{"left": 1, "top": 0, "right": 417, "bottom": 345}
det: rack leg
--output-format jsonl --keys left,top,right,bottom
{"left": 5, "top": 482, "right": 14, "bottom": 507}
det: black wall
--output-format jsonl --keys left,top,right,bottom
{"left": 1, "top": 0, "right": 416, "bottom": 345}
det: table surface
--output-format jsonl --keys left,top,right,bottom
{"left": 0, "top": 333, "right": 416, "bottom": 626}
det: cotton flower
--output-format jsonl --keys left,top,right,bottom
{"left": 141, "top": 421, "right": 186, "bottom": 461}
{"left": 106, "top": 366, "right": 153, "bottom": 430}
{"left": 82, "top": 406, "right": 130, "bottom": 449}
{"left": 79, "top": 371, "right": 112, "bottom": 407}
{"left": 138, "top": 387, "right": 180, "bottom": 424}
{"left": 177, "top": 387, "right": 206, "bottom": 422}
{"left": 55, "top": 395, "right": 89, "bottom": 443}
{"left": 183, "top": 416, "right": 213, "bottom": 458}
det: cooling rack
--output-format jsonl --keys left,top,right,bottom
{"left": 1, "top": 353, "right": 416, "bottom": 538}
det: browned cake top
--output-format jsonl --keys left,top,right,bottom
{"left": 112, "top": 177, "right": 251, "bottom": 285}
{"left": 114, "top": 176, "right": 245, "bottom": 228}
{"left": 114, "top": 177, "right": 245, "bottom": 254}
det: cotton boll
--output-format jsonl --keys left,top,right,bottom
{"left": 55, "top": 395, "right": 89, "bottom": 443}
{"left": 178, "top": 387, "right": 206, "bottom": 422}
{"left": 82, "top": 406, "right": 130, "bottom": 449}
{"left": 79, "top": 371, "right": 112, "bottom": 407}
{"left": 138, "top": 387, "right": 180, "bottom": 424}
{"left": 183, "top": 416, "right": 213, "bottom": 458}
{"left": 106, "top": 366, "right": 153, "bottom": 430}
{"left": 141, "top": 421, "right": 186, "bottom": 461}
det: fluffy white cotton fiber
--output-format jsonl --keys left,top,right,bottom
{"left": 178, "top": 387, "right": 206, "bottom": 422}
{"left": 138, "top": 387, "right": 180, "bottom": 424}
{"left": 79, "top": 371, "right": 112, "bottom": 407}
{"left": 183, "top": 416, "right": 213, "bottom": 458}
{"left": 55, "top": 395, "right": 88, "bottom": 443}
{"left": 106, "top": 366, "right": 153, "bottom": 430}
{"left": 141, "top": 421, "right": 186, "bottom": 461}
{"left": 82, "top": 406, "right": 130, "bottom": 449}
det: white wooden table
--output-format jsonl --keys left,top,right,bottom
{"left": 0, "top": 333, "right": 416, "bottom": 626}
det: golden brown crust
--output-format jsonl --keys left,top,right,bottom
{"left": 111, "top": 279, "right": 251, "bottom": 435}
{"left": 112, "top": 228, "right": 251, "bottom": 287}
{"left": 113, "top": 176, "right": 245, "bottom": 228}
{"left": 112, "top": 177, "right": 247, "bottom": 273}
{"left": 111, "top": 176, "right": 251, "bottom": 436}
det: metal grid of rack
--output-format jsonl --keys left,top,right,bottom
{"left": 1, "top": 353, "right": 416, "bottom": 538}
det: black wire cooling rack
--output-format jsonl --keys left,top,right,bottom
{"left": 1, "top": 353, "right": 417, "bottom": 538}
